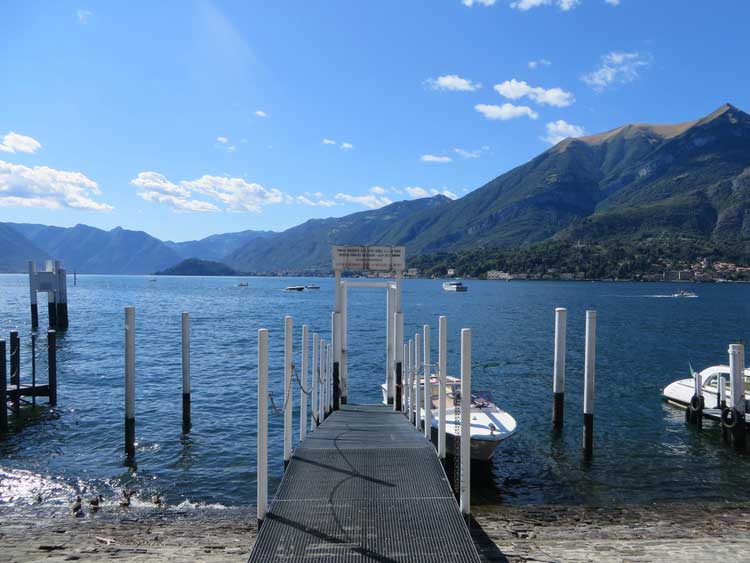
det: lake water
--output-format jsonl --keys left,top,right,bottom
{"left": 2, "top": 274, "right": 750, "bottom": 510}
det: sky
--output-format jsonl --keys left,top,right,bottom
{"left": 1, "top": 0, "right": 749, "bottom": 242}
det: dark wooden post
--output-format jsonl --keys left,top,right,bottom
{"left": 47, "top": 330, "right": 57, "bottom": 407}
{"left": 31, "top": 333, "right": 36, "bottom": 407}
{"left": 10, "top": 331, "right": 19, "bottom": 386}
{"left": 395, "top": 361, "right": 402, "bottom": 412}
{"left": 0, "top": 340, "right": 7, "bottom": 434}
{"left": 333, "top": 362, "right": 340, "bottom": 411}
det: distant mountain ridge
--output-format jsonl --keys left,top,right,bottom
{"left": 2, "top": 104, "right": 749, "bottom": 274}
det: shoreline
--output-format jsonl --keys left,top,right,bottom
{"left": 2, "top": 500, "right": 749, "bottom": 562}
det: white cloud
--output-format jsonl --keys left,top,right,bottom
{"left": 510, "top": 0, "right": 579, "bottom": 10}
{"left": 461, "top": 0, "right": 496, "bottom": 5}
{"left": 76, "top": 9, "right": 92, "bottom": 23}
{"left": 474, "top": 103, "right": 538, "bottom": 120}
{"left": 370, "top": 186, "right": 387, "bottom": 194}
{"left": 254, "top": 110, "right": 267, "bottom": 118}
{"left": 494, "top": 79, "right": 574, "bottom": 107}
{"left": 290, "top": 194, "right": 336, "bottom": 207}
{"left": 604, "top": 0, "right": 620, "bottom": 5}
{"left": 405, "top": 187, "right": 430, "bottom": 198}
{"left": 454, "top": 148, "right": 480, "bottom": 159}
{"left": 528, "top": 58, "right": 551, "bottom": 70}
{"left": 322, "top": 138, "right": 337, "bottom": 145}
{"left": 340, "top": 142, "right": 354, "bottom": 150}
{"left": 420, "top": 154, "right": 453, "bottom": 163}
{"left": 0, "top": 160, "right": 111, "bottom": 211}
{"left": 335, "top": 193, "right": 393, "bottom": 209}
{"left": 432, "top": 188, "right": 458, "bottom": 199}
{"left": 0, "top": 132, "right": 42, "bottom": 154}
{"left": 425, "top": 74, "right": 481, "bottom": 92}
{"left": 582, "top": 51, "right": 651, "bottom": 92}
{"left": 132, "top": 171, "right": 284, "bottom": 213}
{"left": 541, "top": 120, "right": 586, "bottom": 145}
{"left": 216, "top": 136, "right": 228, "bottom": 144}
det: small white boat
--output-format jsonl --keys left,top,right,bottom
{"left": 662, "top": 364, "right": 749, "bottom": 415}
{"left": 238, "top": 282, "right": 249, "bottom": 287}
{"left": 284, "top": 286, "right": 305, "bottom": 292}
{"left": 443, "top": 281, "right": 468, "bottom": 292}
{"left": 305, "top": 284, "right": 320, "bottom": 290}
{"left": 672, "top": 290, "right": 697, "bottom": 298}
{"left": 381, "top": 375, "right": 516, "bottom": 461}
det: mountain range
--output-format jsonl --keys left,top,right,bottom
{"left": 2, "top": 103, "right": 749, "bottom": 274}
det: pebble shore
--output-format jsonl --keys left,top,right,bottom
{"left": 1, "top": 501, "right": 749, "bottom": 562}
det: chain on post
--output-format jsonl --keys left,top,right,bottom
{"left": 268, "top": 363, "right": 295, "bottom": 417}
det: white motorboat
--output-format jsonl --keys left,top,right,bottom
{"left": 662, "top": 364, "right": 750, "bottom": 415}
{"left": 443, "top": 281, "right": 468, "bottom": 292}
{"left": 284, "top": 286, "right": 305, "bottom": 291}
{"left": 672, "top": 290, "right": 698, "bottom": 298}
{"left": 305, "top": 284, "right": 320, "bottom": 289}
{"left": 381, "top": 375, "right": 516, "bottom": 461}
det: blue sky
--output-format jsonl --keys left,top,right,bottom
{"left": 1, "top": 0, "right": 748, "bottom": 242}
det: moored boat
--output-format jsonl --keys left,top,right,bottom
{"left": 381, "top": 375, "right": 516, "bottom": 461}
{"left": 662, "top": 364, "right": 750, "bottom": 418}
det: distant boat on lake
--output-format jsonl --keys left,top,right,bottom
{"left": 285, "top": 285, "right": 305, "bottom": 291}
{"left": 443, "top": 281, "right": 467, "bottom": 292}
{"left": 305, "top": 284, "right": 320, "bottom": 290}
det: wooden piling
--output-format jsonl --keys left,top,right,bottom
{"left": 0, "top": 340, "right": 7, "bottom": 434}
{"left": 257, "top": 328, "right": 269, "bottom": 526}
{"left": 124, "top": 307, "right": 136, "bottom": 459}
{"left": 552, "top": 307, "right": 567, "bottom": 430}
{"left": 56, "top": 266, "right": 68, "bottom": 330}
{"left": 31, "top": 333, "right": 36, "bottom": 407}
{"left": 10, "top": 331, "right": 19, "bottom": 386}
{"left": 10, "top": 331, "right": 19, "bottom": 418}
{"left": 582, "top": 310, "right": 596, "bottom": 460}
{"left": 181, "top": 312, "right": 191, "bottom": 432}
{"left": 284, "top": 316, "right": 293, "bottom": 468}
{"left": 319, "top": 338, "right": 325, "bottom": 422}
{"left": 300, "top": 325, "right": 308, "bottom": 441}
{"left": 423, "top": 324, "right": 431, "bottom": 440}
{"left": 460, "top": 328, "right": 471, "bottom": 516}
{"left": 312, "top": 333, "right": 319, "bottom": 429}
{"left": 28, "top": 261, "right": 38, "bottom": 329}
{"left": 438, "top": 316, "right": 447, "bottom": 460}
{"left": 47, "top": 330, "right": 57, "bottom": 407}
{"left": 727, "top": 343, "right": 746, "bottom": 450}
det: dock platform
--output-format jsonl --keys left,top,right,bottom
{"left": 248, "top": 404, "right": 481, "bottom": 562}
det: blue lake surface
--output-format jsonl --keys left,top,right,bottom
{"left": 2, "top": 274, "right": 750, "bottom": 509}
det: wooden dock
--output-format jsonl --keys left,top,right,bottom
{"left": 248, "top": 403, "right": 481, "bottom": 562}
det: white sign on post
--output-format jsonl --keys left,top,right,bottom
{"left": 332, "top": 245, "right": 405, "bottom": 272}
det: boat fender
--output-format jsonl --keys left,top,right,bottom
{"left": 721, "top": 407, "right": 738, "bottom": 430}
{"left": 690, "top": 395, "right": 702, "bottom": 412}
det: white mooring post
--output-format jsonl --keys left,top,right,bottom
{"left": 403, "top": 342, "right": 409, "bottom": 413}
{"left": 460, "top": 328, "right": 471, "bottom": 516}
{"left": 181, "top": 312, "right": 191, "bottom": 432}
{"left": 438, "top": 316, "right": 447, "bottom": 459}
{"left": 257, "top": 328, "right": 269, "bottom": 526}
{"left": 406, "top": 338, "right": 413, "bottom": 417}
{"left": 341, "top": 286, "right": 348, "bottom": 404}
{"left": 552, "top": 307, "right": 567, "bottom": 430}
{"left": 423, "top": 324, "right": 432, "bottom": 440}
{"left": 28, "top": 261, "right": 38, "bottom": 329}
{"left": 332, "top": 312, "right": 341, "bottom": 410}
{"left": 319, "top": 338, "right": 325, "bottom": 422}
{"left": 394, "top": 311, "right": 403, "bottom": 412}
{"left": 284, "top": 316, "right": 293, "bottom": 468}
{"left": 386, "top": 286, "right": 395, "bottom": 405}
{"left": 300, "top": 325, "right": 308, "bottom": 441}
{"left": 327, "top": 342, "right": 333, "bottom": 413}
{"left": 728, "top": 343, "right": 746, "bottom": 449}
{"left": 414, "top": 333, "right": 421, "bottom": 427}
{"left": 583, "top": 310, "right": 596, "bottom": 459}
{"left": 124, "top": 306, "right": 136, "bottom": 459}
{"left": 312, "top": 333, "right": 319, "bottom": 428}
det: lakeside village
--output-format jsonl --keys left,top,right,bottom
{"left": 342, "top": 257, "right": 750, "bottom": 282}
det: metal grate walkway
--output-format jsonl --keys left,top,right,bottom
{"left": 248, "top": 404, "right": 481, "bottom": 562}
